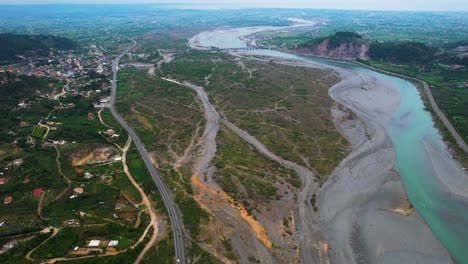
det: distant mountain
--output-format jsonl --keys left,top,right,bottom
{"left": 297, "top": 32, "right": 369, "bottom": 60}
{"left": 368, "top": 41, "right": 437, "bottom": 64}
{"left": 0, "top": 33, "right": 76, "bottom": 60}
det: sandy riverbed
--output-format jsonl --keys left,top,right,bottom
{"left": 237, "top": 54, "right": 453, "bottom": 263}
{"left": 188, "top": 26, "right": 457, "bottom": 263}
{"left": 321, "top": 68, "right": 452, "bottom": 264}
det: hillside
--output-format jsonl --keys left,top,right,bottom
{"left": 0, "top": 33, "right": 76, "bottom": 60}
{"left": 368, "top": 41, "right": 437, "bottom": 64}
{"left": 297, "top": 32, "right": 369, "bottom": 59}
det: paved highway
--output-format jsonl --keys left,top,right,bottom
{"left": 110, "top": 38, "right": 186, "bottom": 264}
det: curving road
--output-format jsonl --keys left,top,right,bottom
{"left": 110, "top": 38, "right": 186, "bottom": 264}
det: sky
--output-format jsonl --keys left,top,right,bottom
{"left": 0, "top": 0, "right": 467, "bottom": 11}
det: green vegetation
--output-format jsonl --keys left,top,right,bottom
{"left": 32, "top": 223, "right": 146, "bottom": 259}
{"left": 31, "top": 126, "right": 48, "bottom": 139}
{"left": 443, "top": 40, "right": 468, "bottom": 49}
{"left": 0, "top": 68, "right": 156, "bottom": 263}
{"left": 0, "top": 233, "right": 51, "bottom": 264}
{"left": 163, "top": 51, "right": 349, "bottom": 179}
{"left": 260, "top": 29, "right": 468, "bottom": 162}
{"left": 0, "top": 33, "right": 76, "bottom": 61}
{"left": 141, "top": 235, "right": 174, "bottom": 264}
{"left": 299, "top": 31, "right": 365, "bottom": 50}
{"left": 214, "top": 127, "right": 299, "bottom": 200}
{"left": 369, "top": 41, "right": 437, "bottom": 64}
{"left": 116, "top": 67, "right": 213, "bottom": 257}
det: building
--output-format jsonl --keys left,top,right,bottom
{"left": 4, "top": 196, "right": 12, "bottom": 204}
{"left": 12, "top": 159, "right": 23, "bottom": 166}
{"left": 107, "top": 240, "right": 119, "bottom": 247}
{"left": 1, "top": 240, "right": 17, "bottom": 252}
{"left": 115, "top": 200, "right": 126, "bottom": 210}
{"left": 64, "top": 219, "right": 79, "bottom": 226}
{"left": 0, "top": 178, "right": 7, "bottom": 185}
{"left": 87, "top": 113, "right": 94, "bottom": 120}
{"left": 74, "top": 187, "right": 84, "bottom": 194}
{"left": 53, "top": 140, "right": 66, "bottom": 145}
{"left": 75, "top": 168, "right": 84, "bottom": 174}
{"left": 32, "top": 188, "right": 43, "bottom": 197}
{"left": 88, "top": 240, "right": 101, "bottom": 247}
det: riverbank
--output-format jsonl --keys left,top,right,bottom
{"left": 240, "top": 53, "right": 453, "bottom": 263}
{"left": 321, "top": 65, "right": 452, "bottom": 264}
{"left": 260, "top": 47, "right": 468, "bottom": 161}
{"left": 187, "top": 25, "right": 468, "bottom": 263}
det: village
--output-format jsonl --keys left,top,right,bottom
{"left": 0, "top": 37, "right": 159, "bottom": 261}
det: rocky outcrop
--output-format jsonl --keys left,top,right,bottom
{"left": 296, "top": 32, "right": 369, "bottom": 60}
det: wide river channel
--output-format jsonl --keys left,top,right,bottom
{"left": 191, "top": 26, "right": 468, "bottom": 263}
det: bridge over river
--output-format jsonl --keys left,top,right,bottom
{"left": 217, "top": 47, "right": 258, "bottom": 52}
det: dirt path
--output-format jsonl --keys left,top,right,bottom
{"left": 163, "top": 76, "right": 327, "bottom": 263}
{"left": 25, "top": 227, "right": 58, "bottom": 261}
{"left": 222, "top": 119, "right": 323, "bottom": 264}
{"left": 37, "top": 192, "right": 46, "bottom": 220}
{"left": 120, "top": 137, "right": 159, "bottom": 264}
{"left": 97, "top": 108, "right": 111, "bottom": 128}
{"left": 48, "top": 145, "right": 72, "bottom": 203}
{"left": 174, "top": 120, "right": 203, "bottom": 169}
{"left": 27, "top": 137, "right": 159, "bottom": 264}
{"left": 162, "top": 77, "right": 275, "bottom": 262}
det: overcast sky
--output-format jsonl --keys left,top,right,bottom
{"left": 0, "top": 0, "right": 467, "bottom": 11}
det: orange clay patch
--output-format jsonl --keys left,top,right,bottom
{"left": 71, "top": 152, "right": 94, "bottom": 166}
{"left": 191, "top": 174, "right": 273, "bottom": 249}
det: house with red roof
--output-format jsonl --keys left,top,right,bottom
{"left": 0, "top": 178, "right": 7, "bottom": 185}
{"left": 74, "top": 187, "right": 84, "bottom": 194}
{"left": 32, "top": 188, "right": 43, "bottom": 197}
{"left": 4, "top": 196, "right": 12, "bottom": 204}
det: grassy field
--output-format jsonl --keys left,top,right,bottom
{"left": 31, "top": 126, "right": 48, "bottom": 139}
{"left": 116, "top": 67, "right": 217, "bottom": 260}
{"left": 163, "top": 51, "right": 350, "bottom": 180}
{"left": 214, "top": 126, "right": 300, "bottom": 200}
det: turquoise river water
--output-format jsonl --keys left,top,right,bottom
{"left": 193, "top": 30, "right": 468, "bottom": 263}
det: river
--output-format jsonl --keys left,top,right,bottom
{"left": 189, "top": 26, "right": 468, "bottom": 263}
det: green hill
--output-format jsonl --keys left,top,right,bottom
{"left": 443, "top": 40, "right": 468, "bottom": 50}
{"left": 368, "top": 41, "right": 437, "bottom": 65}
{"left": 0, "top": 33, "right": 76, "bottom": 60}
{"left": 299, "top": 31, "right": 366, "bottom": 50}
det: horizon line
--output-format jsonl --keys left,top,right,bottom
{"left": 0, "top": 3, "right": 467, "bottom": 12}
